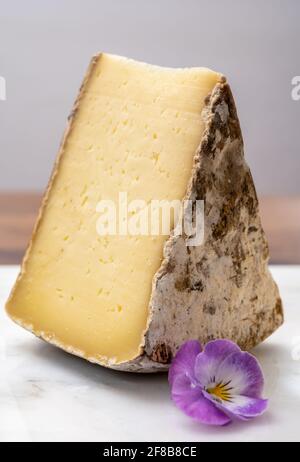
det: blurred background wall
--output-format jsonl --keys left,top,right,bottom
{"left": 0, "top": 0, "right": 299, "bottom": 194}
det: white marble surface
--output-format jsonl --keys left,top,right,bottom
{"left": 0, "top": 265, "right": 300, "bottom": 442}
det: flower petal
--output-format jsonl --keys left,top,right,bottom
{"left": 171, "top": 374, "right": 231, "bottom": 426}
{"left": 216, "top": 394, "right": 268, "bottom": 421}
{"left": 194, "top": 339, "right": 241, "bottom": 388}
{"left": 168, "top": 340, "right": 202, "bottom": 386}
{"left": 215, "top": 351, "right": 265, "bottom": 398}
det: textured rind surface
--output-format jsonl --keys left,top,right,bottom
{"left": 114, "top": 81, "right": 283, "bottom": 372}
{"left": 6, "top": 61, "right": 283, "bottom": 373}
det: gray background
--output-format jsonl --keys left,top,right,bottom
{"left": 0, "top": 0, "right": 299, "bottom": 194}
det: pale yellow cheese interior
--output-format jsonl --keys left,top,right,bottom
{"left": 6, "top": 54, "right": 220, "bottom": 364}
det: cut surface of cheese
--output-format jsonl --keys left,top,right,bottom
{"left": 6, "top": 54, "right": 221, "bottom": 364}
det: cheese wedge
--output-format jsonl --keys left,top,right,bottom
{"left": 6, "top": 53, "right": 283, "bottom": 371}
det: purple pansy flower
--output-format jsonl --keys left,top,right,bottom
{"left": 169, "top": 339, "right": 268, "bottom": 426}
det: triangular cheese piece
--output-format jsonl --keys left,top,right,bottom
{"left": 6, "top": 53, "right": 283, "bottom": 371}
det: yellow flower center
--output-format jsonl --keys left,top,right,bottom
{"left": 206, "top": 382, "right": 232, "bottom": 402}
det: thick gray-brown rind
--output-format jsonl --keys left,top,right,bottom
{"left": 113, "top": 81, "right": 283, "bottom": 372}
